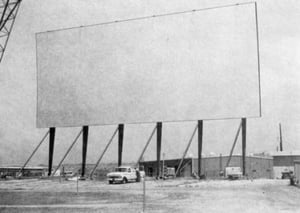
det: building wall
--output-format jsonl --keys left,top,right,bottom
{"left": 193, "top": 156, "right": 273, "bottom": 179}
{"left": 294, "top": 162, "right": 300, "bottom": 184}
{"left": 141, "top": 156, "right": 273, "bottom": 179}
{"left": 273, "top": 166, "right": 294, "bottom": 179}
{"left": 140, "top": 158, "right": 192, "bottom": 177}
{"left": 273, "top": 156, "right": 300, "bottom": 167}
{"left": 271, "top": 155, "right": 300, "bottom": 179}
{"left": 0, "top": 167, "right": 47, "bottom": 178}
{"left": 247, "top": 157, "right": 273, "bottom": 179}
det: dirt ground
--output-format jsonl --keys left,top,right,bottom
{"left": 0, "top": 178, "right": 299, "bottom": 213}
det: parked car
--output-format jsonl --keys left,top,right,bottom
{"left": 107, "top": 166, "right": 142, "bottom": 184}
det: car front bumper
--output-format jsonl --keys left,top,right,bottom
{"left": 108, "top": 177, "right": 123, "bottom": 182}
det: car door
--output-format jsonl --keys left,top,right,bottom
{"left": 127, "top": 168, "right": 133, "bottom": 181}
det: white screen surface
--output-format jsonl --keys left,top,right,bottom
{"left": 36, "top": 3, "right": 260, "bottom": 128}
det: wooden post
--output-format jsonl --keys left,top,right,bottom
{"left": 198, "top": 120, "right": 203, "bottom": 179}
{"left": 48, "top": 127, "right": 55, "bottom": 176}
{"left": 118, "top": 124, "right": 124, "bottom": 167}
{"left": 242, "top": 118, "right": 247, "bottom": 176}
{"left": 156, "top": 122, "right": 162, "bottom": 178}
{"left": 81, "top": 126, "right": 89, "bottom": 178}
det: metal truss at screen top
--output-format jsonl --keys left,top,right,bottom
{"left": 0, "top": 0, "right": 22, "bottom": 64}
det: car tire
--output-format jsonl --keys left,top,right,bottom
{"left": 108, "top": 180, "right": 113, "bottom": 184}
{"left": 122, "top": 177, "right": 127, "bottom": 184}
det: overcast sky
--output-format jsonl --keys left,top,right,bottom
{"left": 0, "top": 0, "right": 299, "bottom": 166}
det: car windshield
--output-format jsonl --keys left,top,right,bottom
{"left": 115, "top": 168, "right": 128, "bottom": 172}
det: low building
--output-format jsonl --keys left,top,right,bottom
{"left": 140, "top": 155, "right": 273, "bottom": 179}
{"left": 294, "top": 161, "right": 300, "bottom": 185}
{"left": 270, "top": 151, "right": 300, "bottom": 179}
{"left": 0, "top": 166, "right": 47, "bottom": 178}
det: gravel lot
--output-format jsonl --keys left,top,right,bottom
{"left": 0, "top": 178, "right": 299, "bottom": 212}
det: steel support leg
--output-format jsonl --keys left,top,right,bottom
{"left": 242, "top": 118, "right": 247, "bottom": 176}
{"left": 198, "top": 120, "right": 203, "bottom": 179}
{"left": 48, "top": 127, "right": 56, "bottom": 176}
{"left": 156, "top": 122, "right": 162, "bottom": 178}
{"left": 118, "top": 124, "right": 124, "bottom": 167}
{"left": 81, "top": 126, "right": 89, "bottom": 177}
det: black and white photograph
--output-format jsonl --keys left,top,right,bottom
{"left": 0, "top": 0, "right": 300, "bottom": 212}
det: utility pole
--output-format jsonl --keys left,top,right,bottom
{"left": 279, "top": 123, "right": 283, "bottom": 151}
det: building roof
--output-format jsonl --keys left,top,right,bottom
{"left": 269, "top": 150, "right": 300, "bottom": 157}
{"left": 140, "top": 154, "right": 273, "bottom": 163}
